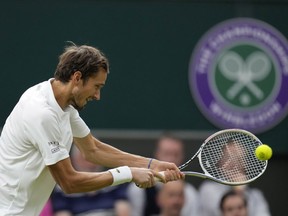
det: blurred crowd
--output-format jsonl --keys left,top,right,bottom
{"left": 40, "top": 133, "right": 271, "bottom": 216}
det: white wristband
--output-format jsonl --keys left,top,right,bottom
{"left": 108, "top": 166, "right": 133, "bottom": 186}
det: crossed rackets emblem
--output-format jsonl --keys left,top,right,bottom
{"left": 219, "top": 51, "right": 271, "bottom": 105}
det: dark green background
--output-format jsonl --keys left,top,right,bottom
{"left": 1, "top": 0, "right": 288, "bottom": 154}
{"left": 1, "top": 1, "right": 288, "bottom": 215}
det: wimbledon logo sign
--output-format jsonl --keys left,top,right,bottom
{"left": 189, "top": 18, "right": 288, "bottom": 133}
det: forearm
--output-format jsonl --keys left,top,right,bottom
{"left": 75, "top": 135, "right": 151, "bottom": 168}
{"left": 65, "top": 171, "right": 113, "bottom": 193}
{"left": 73, "top": 134, "right": 181, "bottom": 179}
{"left": 90, "top": 139, "right": 150, "bottom": 168}
{"left": 49, "top": 158, "right": 114, "bottom": 193}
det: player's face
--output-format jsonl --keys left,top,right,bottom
{"left": 71, "top": 68, "right": 107, "bottom": 111}
{"left": 222, "top": 195, "right": 247, "bottom": 216}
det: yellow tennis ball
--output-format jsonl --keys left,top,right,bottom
{"left": 255, "top": 144, "right": 272, "bottom": 160}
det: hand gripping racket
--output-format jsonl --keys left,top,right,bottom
{"left": 175, "top": 129, "right": 267, "bottom": 186}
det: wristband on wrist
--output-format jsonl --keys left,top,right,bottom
{"left": 108, "top": 166, "right": 132, "bottom": 186}
{"left": 148, "top": 158, "right": 153, "bottom": 169}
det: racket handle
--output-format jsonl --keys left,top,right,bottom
{"left": 154, "top": 171, "right": 165, "bottom": 182}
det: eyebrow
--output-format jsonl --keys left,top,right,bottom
{"left": 95, "top": 83, "right": 105, "bottom": 88}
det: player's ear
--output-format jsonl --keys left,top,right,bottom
{"left": 72, "top": 71, "right": 82, "bottom": 83}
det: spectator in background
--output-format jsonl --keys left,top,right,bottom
{"left": 51, "top": 146, "right": 131, "bottom": 216}
{"left": 155, "top": 180, "right": 185, "bottom": 216}
{"left": 127, "top": 133, "right": 200, "bottom": 216}
{"left": 219, "top": 190, "right": 248, "bottom": 216}
{"left": 198, "top": 180, "right": 271, "bottom": 216}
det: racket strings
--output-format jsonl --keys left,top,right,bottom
{"left": 200, "top": 131, "right": 266, "bottom": 184}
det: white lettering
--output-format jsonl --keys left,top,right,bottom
{"left": 210, "top": 101, "right": 282, "bottom": 127}
{"left": 197, "top": 48, "right": 213, "bottom": 74}
{"left": 208, "top": 25, "right": 288, "bottom": 75}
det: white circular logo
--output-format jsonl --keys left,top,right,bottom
{"left": 189, "top": 18, "right": 288, "bottom": 133}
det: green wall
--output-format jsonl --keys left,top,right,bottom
{"left": 1, "top": 0, "right": 287, "bottom": 153}
{"left": 1, "top": 1, "right": 288, "bottom": 215}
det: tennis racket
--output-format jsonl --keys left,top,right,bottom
{"left": 166, "top": 129, "right": 267, "bottom": 186}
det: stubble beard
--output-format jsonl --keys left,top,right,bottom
{"left": 71, "top": 99, "right": 85, "bottom": 111}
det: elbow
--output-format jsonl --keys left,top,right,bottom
{"left": 63, "top": 189, "right": 75, "bottom": 195}
{"left": 58, "top": 180, "right": 79, "bottom": 194}
{"left": 61, "top": 186, "right": 73, "bottom": 194}
{"left": 48, "top": 158, "right": 84, "bottom": 194}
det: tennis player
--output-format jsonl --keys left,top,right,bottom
{"left": 0, "top": 43, "right": 184, "bottom": 216}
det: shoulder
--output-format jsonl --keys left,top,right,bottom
{"left": 20, "top": 81, "right": 61, "bottom": 122}
{"left": 23, "top": 102, "right": 56, "bottom": 123}
{"left": 21, "top": 96, "right": 59, "bottom": 131}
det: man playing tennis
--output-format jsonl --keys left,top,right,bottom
{"left": 0, "top": 43, "right": 184, "bottom": 216}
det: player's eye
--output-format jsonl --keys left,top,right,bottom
{"left": 95, "top": 85, "right": 103, "bottom": 90}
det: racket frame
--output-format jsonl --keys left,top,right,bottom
{"left": 179, "top": 129, "right": 268, "bottom": 186}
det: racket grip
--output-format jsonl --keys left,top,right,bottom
{"left": 154, "top": 171, "right": 165, "bottom": 182}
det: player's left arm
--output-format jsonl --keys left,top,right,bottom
{"left": 73, "top": 133, "right": 182, "bottom": 175}
{"left": 74, "top": 133, "right": 148, "bottom": 167}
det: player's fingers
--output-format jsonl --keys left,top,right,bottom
{"left": 152, "top": 170, "right": 184, "bottom": 183}
{"left": 164, "top": 169, "right": 185, "bottom": 181}
{"left": 135, "top": 170, "right": 156, "bottom": 188}
{"left": 136, "top": 178, "right": 155, "bottom": 188}
{"left": 164, "top": 170, "right": 177, "bottom": 181}
{"left": 152, "top": 170, "right": 166, "bottom": 183}
{"left": 147, "top": 171, "right": 156, "bottom": 187}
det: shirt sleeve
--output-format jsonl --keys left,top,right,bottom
{"left": 23, "top": 107, "right": 70, "bottom": 166}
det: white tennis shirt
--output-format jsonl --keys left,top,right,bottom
{"left": 0, "top": 79, "right": 90, "bottom": 215}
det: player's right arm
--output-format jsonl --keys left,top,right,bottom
{"left": 48, "top": 157, "right": 163, "bottom": 193}
{"left": 48, "top": 158, "right": 113, "bottom": 193}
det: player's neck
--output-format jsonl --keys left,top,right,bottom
{"left": 51, "top": 79, "right": 73, "bottom": 110}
